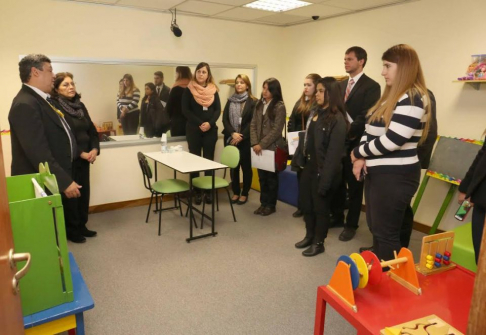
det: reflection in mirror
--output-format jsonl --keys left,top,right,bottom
{"left": 50, "top": 59, "right": 256, "bottom": 147}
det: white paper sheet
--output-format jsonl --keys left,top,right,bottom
{"left": 251, "top": 149, "right": 275, "bottom": 172}
{"left": 287, "top": 131, "right": 304, "bottom": 155}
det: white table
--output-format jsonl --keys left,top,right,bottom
{"left": 143, "top": 151, "right": 227, "bottom": 242}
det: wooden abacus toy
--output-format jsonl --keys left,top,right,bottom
{"left": 416, "top": 232, "right": 456, "bottom": 275}
{"left": 327, "top": 247, "right": 421, "bottom": 313}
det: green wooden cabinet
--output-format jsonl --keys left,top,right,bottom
{"left": 7, "top": 173, "right": 73, "bottom": 316}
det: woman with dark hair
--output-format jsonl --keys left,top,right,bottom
{"left": 182, "top": 62, "right": 221, "bottom": 205}
{"left": 141, "top": 82, "right": 170, "bottom": 137}
{"left": 288, "top": 73, "right": 321, "bottom": 218}
{"left": 117, "top": 74, "right": 140, "bottom": 135}
{"left": 167, "top": 66, "right": 192, "bottom": 136}
{"left": 250, "top": 78, "right": 286, "bottom": 216}
{"left": 458, "top": 129, "right": 486, "bottom": 265}
{"left": 293, "top": 77, "right": 347, "bottom": 256}
{"left": 222, "top": 74, "right": 257, "bottom": 205}
{"left": 52, "top": 72, "right": 100, "bottom": 243}
{"left": 351, "top": 44, "right": 432, "bottom": 262}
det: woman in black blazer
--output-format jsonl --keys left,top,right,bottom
{"left": 141, "top": 82, "right": 169, "bottom": 137}
{"left": 287, "top": 73, "right": 321, "bottom": 218}
{"left": 52, "top": 72, "right": 100, "bottom": 243}
{"left": 293, "top": 77, "right": 347, "bottom": 256}
{"left": 458, "top": 131, "right": 486, "bottom": 264}
{"left": 222, "top": 74, "right": 257, "bottom": 205}
{"left": 167, "top": 66, "right": 192, "bottom": 136}
{"left": 182, "top": 62, "right": 221, "bottom": 205}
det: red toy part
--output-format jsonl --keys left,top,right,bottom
{"left": 361, "top": 251, "right": 382, "bottom": 285}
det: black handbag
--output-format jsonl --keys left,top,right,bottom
{"left": 291, "top": 131, "right": 306, "bottom": 172}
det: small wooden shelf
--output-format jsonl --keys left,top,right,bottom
{"left": 453, "top": 80, "right": 486, "bottom": 90}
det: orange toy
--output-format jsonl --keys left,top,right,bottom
{"left": 327, "top": 247, "right": 421, "bottom": 312}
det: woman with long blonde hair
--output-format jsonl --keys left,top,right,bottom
{"left": 351, "top": 44, "right": 431, "bottom": 262}
{"left": 117, "top": 74, "right": 141, "bottom": 135}
{"left": 222, "top": 74, "right": 258, "bottom": 205}
{"left": 288, "top": 73, "right": 321, "bottom": 218}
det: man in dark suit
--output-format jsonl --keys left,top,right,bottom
{"left": 154, "top": 71, "right": 170, "bottom": 106}
{"left": 9, "top": 54, "right": 85, "bottom": 243}
{"left": 332, "top": 46, "right": 381, "bottom": 242}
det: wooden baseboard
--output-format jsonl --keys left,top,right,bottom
{"left": 360, "top": 204, "right": 442, "bottom": 235}
{"left": 88, "top": 189, "right": 226, "bottom": 214}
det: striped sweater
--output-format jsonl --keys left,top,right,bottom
{"left": 117, "top": 89, "right": 140, "bottom": 113}
{"left": 353, "top": 93, "right": 427, "bottom": 174}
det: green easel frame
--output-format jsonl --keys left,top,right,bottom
{"left": 412, "top": 173, "right": 458, "bottom": 234}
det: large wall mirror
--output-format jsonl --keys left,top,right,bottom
{"left": 49, "top": 57, "right": 257, "bottom": 148}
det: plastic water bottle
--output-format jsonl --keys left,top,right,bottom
{"left": 161, "top": 133, "right": 167, "bottom": 153}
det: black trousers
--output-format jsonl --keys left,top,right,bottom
{"left": 228, "top": 141, "right": 252, "bottom": 197}
{"left": 62, "top": 159, "right": 91, "bottom": 235}
{"left": 300, "top": 166, "right": 335, "bottom": 243}
{"left": 257, "top": 169, "right": 279, "bottom": 208}
{"left": 186, "top": 126, "right": 217, "bottom": 180}
{"left": 471, "top": 204, "right": 486, "bottom": 264}
{"left": 121, "top": 110, "right": 140, "bottom": 135}
{"left": 364, "top": 170, "right": 420, "bottom": 261}
{"left": 331, "top": 154, "right": 364, "bottom": 229}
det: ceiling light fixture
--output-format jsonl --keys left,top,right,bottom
{"left": 244, "top": 0, "right": 311, "bottom": 13}
{"left": 170, "top": 9, "right": 182, "bottom": 37}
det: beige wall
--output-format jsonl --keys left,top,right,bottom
{"left": 1, "top": 0, "right": 484, "bottom": 230}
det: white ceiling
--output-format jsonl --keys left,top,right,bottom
{"left": 64, "top": 0, "right": 418, "bottom": 27}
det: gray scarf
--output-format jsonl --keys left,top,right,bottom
{"left": 228, "top": 92, "right": 248, "bottom": 132}
{"left": 56, "top": 95, "right": 84, "bottom": 119}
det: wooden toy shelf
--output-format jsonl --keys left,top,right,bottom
{"left": 453, "top": 80, "right": 486, "bottom": 90}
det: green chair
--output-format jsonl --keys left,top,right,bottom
{"left": 138, "top": 152, "right": 190, "bottom": 236}
{"left": 192, "top": 146, "right": 240, "bottom": 227}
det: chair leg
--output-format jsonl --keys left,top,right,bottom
{"left": 178, "top": 195, "right": 183, "bottom": 217}
{"left": 155, "top": 193, "right": 161, "bottom": 213}
{"left": 158, "top": 194, "right": 164, "bottom": 236}
{"left": 146, "top": 193, "right": 154, "bottom": 223}
{"left": 201, "top": 197, "right": 206, "bottom": 229}
{"left": 226, "top": 187, "right": 237, "bottom": 222}
{"left": 216, "top": 191, "right": 219, "bottom": 212}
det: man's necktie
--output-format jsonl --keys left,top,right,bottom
{"left": 344, "top": 78, "right": 355, "bottom": 102}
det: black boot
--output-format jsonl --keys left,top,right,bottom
{"left": 292, "top": 209, "right": 303, "bottom": 218}
{"left": 204, "top": 192, "right": 212, "bottom": 204}
{"left": 295, "top": 236, "right": 313, "bottom": 249}
{"left": 302, "top": 242, "right": 325, "bottom": 257}
{"left": 194, "top": 192, "right": 202, "bottom": 205}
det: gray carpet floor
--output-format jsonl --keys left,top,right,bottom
{"left": 68, "top": 194, "right": 425, "bottom": 335}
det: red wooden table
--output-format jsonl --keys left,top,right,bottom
{"left": 314, "top": 265, "right": 475, "bottom": 334}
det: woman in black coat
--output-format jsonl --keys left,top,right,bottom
{"left": 222, "top": 74, "right": 257, "bottom": 205}
{"left": 182, "top": 62, "right": 221, "bottom": 205}
{"left": 458, "top": 131, "right": 486, "bottom": 264}
{"left": 141, "top": 82, "right": 170, "bottom": 137}
{"left": 287, "top": 73, "right": 321, "bottom": 218}
{"left": 293, "top": 77, "right": 347, "bottom": 256}
{"left": 167, "top": 66, "right": 192, "bottom": 136}
{"left": 52, "top": 72, "right": 100, "bottom": 243}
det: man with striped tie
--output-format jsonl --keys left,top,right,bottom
{"left": 332, "top": 46, "right": 381, "bottom": 242}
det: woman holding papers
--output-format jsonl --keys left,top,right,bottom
{"left": 52, "top": 72, "right": 100, "bottom": 243}
{"left": 294, "top": 77, "right": 347, "bottom": 256}
{"left": 351, "top": 44, "right": 431, "bottom": 262}
{"left": 222, "top": 74, "right": 257, "bottom": 205}
{"left": 182, "top": 62, "right": 221, "bottom": 205}
{"left": 250, "top": 78, "right": 286, "bottom": 216}
{"left": 287, "top": 73, "right": 321, "bottom": 218}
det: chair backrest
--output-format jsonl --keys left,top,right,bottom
{"left": 137, "top": 152, "right": 152, "bottom": 190}
{"left": 220, "top": 146, "right": 240, "bottom": 169}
